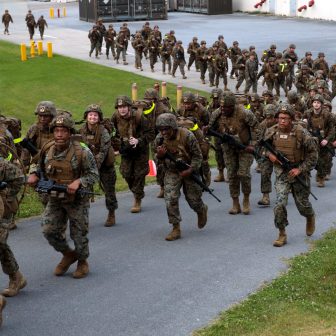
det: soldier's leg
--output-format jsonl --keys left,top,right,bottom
{"left": 292, "top": 177, "right": 315, "bottom": 218}
{"left": 95, "top": 42, "right": 101, "bottom": 58}
{"left": 164, "top": 171, "right": 182, "bottom": 225}
{"left": 179, "top": 61, "right": 186, "bottom": 78}
{"left": 208, "top": 66, "right": 215, "bottom": 86}
{"left": 111, "top": 42, "right": 116, "bottom": 58}
{"left": 150, "top": 55, "right": 155, "bottom": 71}
{"left": 215, "top": 71, "right": 220, "bottom": 88}
{"left": 122, "top": 47, "right": 127, "bottom": 64}
{"left": 275, "top": 80, "right": 281, "bottom": 96}
{"left": 260, "top": 159, "right": 273, "bottom": 194}
{"left": 236, "top": 71, "right": 245, "bottom": 90}
{"left": 315, "top": 149, "right": 329, "bottom": 185}
{"left": 89, "top": 42, "right": 95, "bottom": 57}
{"left": 106, "top": 42, "right": 111, "bottom": 58}
{"left": 273, "top": 177, "right": 291, "bottom": 229}
{"left": 223, "top": 71, "right": 228, "bottom": 89}
{"left": 230, "top": 60, "right": 235, "bottom": 77}
{"left": 238, "top": 151, "right": 254, "bottom": 214}
{"left": 200, "top": 62, "right": 206, "bottom": 83}
{"left": 172, "top": 61, "right": 178, "bottom": 77}
{"left": 187, "top": 54, "right": 194, "bottom": 70}
{"left": 135, "top": 52, "right": 140, "bottom": 68}
{"left": 131, "top": 156, "right": 149, "bottom": 200}
{"left": 266, "top": 80, "right": 273, "bottom": 92}
{"left": 332, "top": 80, "right": 336, "bottom": 100}
{"left": 244, "top": 78, "right": 252, "bottom": 94}
{"left": 162, "top": 57, "right": 166, "bottom": 73}
{"left": 167, "top": 57, "right": 172, "bottom": 74}
{"left": 224, "top": 148, "right": 240, "bottom": 197}
{"left": 66, "top": 199, "right": 89, "bottom": 261}
{"left": 0, "top": 228, "right": 19, "bottom": 276}
{"left": 116, "top": 47, "right": 121, "bottom": 63}
{"left": 252, "top": 79, "right": 258, "bottom": 93}
{"left": 5, "top": 23, "right": 9, "bottom": 34}
{"left": 100, "top": 167, "right": 118, "bottom": 212}
{"left": 41, "top": 200, "right": 70, "bottom": 253}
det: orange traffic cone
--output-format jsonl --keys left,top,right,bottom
{"left": 147, "top": 160, "right": 157, "bottom": 177}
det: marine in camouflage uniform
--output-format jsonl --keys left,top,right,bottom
{"left": 111, "top": 96, "right": 155, "bottom": 213}
{"left": 79, "top": 104, "right": 117, "bottom": 227}
{"left": 257, "top": 104, "right": 277, "bottom": 206}
{"left": 312, "top": 52, "right": 329, "bottom": 80}
{"left": 196, "top": 41, "right": 208, "bottom": 84}
{"left": 329, "top": 63, "right": 336, "bottom": 100}
{"left": 160, "top": 38, "right": 172, "bottom": 75}
{"left": 115, "top": 27, "right": 128, "bottom": 65}
{"left": 105, "top": 24, "right": 117, "bottom": 60}
{"left": 36, "top": 15, "right": 48, "bottom": 40}
{"left": 229, "top": 41, "right": 241, "bottom": 78}
{"left": 215, "top": 48, "right": 228, "bottom": 90}
{"left": 244, "top": 53, "right": 258, "bottom": 94}
{"left": 248, "top": 93, "right": 264, "bottom": 123}
{"left": 25, "top": 10, "right": 36, "bottom": 40}
{"left": 154, "top": 113, "right": 208, "bottom": 241}
{"left": 147, "top": 36, "right": 160, "bottom": 72}
{"left": 208, "top": 89, "right": 226, "bottom": 182}
{"left": 257, "top": 57, "right": 278, "bottom": 95}
{"left": 171, "top": 41, "right": 187, "bottom": 79}
{"left": 187, "top": 37, "right": 200, "bottom": 71}
{"left": 177, "top": 92, "right": 211, "bottom": 186}
{"left": 303, "top": 94, "right": 335, "bottom": 187}
{"left": 282, "top": 44, "right": 298, "bottom": 90}
{"left": 263, "top": 103, "right": 318, "bottom": 247}
{"left": 235, "top": 49, "right": 249, "bottom": 93}
{"left": 207, "top": 46, "right": 217, "bottom": 87}
{"left": 141, "top": 89, "right": 170, "bottom": 198}
{"left": 295, "top": 64, "right": 314, "bottom": 96}
{"left": 28, "top": 115, "right": 99, "bottom": 278}
{"left": 96, "top": 18, "right": 106, "bottom": 55}
{"left": 0, "top": 158, "right": 27, "bottom": 299}
{"left": 208, "top": 92, "right": 259, "bottom": 215}
{"left": 88, "top": 25, "right": 101, "bottom": 59}
{"left": 132, "top": 32, "right": 146, "bottom": 71}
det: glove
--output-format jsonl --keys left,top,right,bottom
{"left": 156, "top": 145, "right": 167, "bottom": 159}
{"left": 179, "top": 167, "right": 193, "bottom": 178}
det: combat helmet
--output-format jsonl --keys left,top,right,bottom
{"left": 318, "top": 52, "right": 325, "bottom": 57}
{"left": 262, "top": 90, "right": 274, "bottom": 97}
{"left": 289, "top": 43, "right": 296, "bottom": 49}
{"left": 210, "top": 88, "right": 223, "bottom": 99}
{"left": 35, "top": 101, "right": 56, "bottom": 117}
{"left": 115, "top": 95, "right": 132, "bottom": 108}
{"left": 270, "top": 44, "right": 276, "bottom": 49}
{"left": 144, "top": 88, "right": 159, "bottom": 101}
{"left": 50, "top": 114, "right": 76, "bottom": 133}
{"left": 182, "top": 92, "right": 196, "bottom": 104}
{"left": 312, "top": 94, "right": 324, "bottom": 104}
{"left": 156, "top": 113, "right": 178, "bottom": 130}
{"left": 263, "top": 104, "right": 277, "bottom": 117}
{"left": 84, "top": 104, "right": 103, "bottom": 121}
{"left": 249, "top": 93, "right": 260, "bottom": 102}
{"left": 275, "top": 103, "right": 295, "bottom": 119}
{"left": 287, "top": 90, "right": 299, "bottom": 103}
{"left": 220, "top": 92, "right": 236, "bottom": 107}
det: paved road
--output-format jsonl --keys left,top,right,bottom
{"left": 1, "top": 2, "right": 336, "bottom": 336}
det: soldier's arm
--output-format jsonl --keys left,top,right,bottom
{"left": 324, "top": 113, "right": 335, "bottom": 142}
{"left": 299, "top": 131, "right": 318, "bottom": 174}
{"left": 187, "top": 131, "right": 203, "bottom": 172}
{"left": 1, "top": 161, "right": 25, "bottom": 197}
{"left": 244, "top": 110, "right": 260, "bottom": 144}
{"left": 95, "top": 128, "right": 111, "bottom": 169}
{"left": 137, "top": 116, "right": 155, "bottom": 147}
{"left": 79, "top": 147, "right": 99, "bottom": 188}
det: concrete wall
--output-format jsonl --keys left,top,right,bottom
{"left": 233, "top": 0, "right": 336, "bottom": 21}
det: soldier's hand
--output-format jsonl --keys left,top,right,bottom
{"left": 67, "top": 179, "right": 81, "bottom": 195}
{"left": 288, "top": 168, "right": 301, "bottom": 178}
{"left": 202, "top": 125, "right": 209, "bottom": 135}
{"left": 179, "top": 167, "right": 193, "bottom": 178}
{"left": 27, "top": 173, "right": 39, "bottom": 187}
{"left": 244, "top": 145, "right": 255, "bottom": 154}
{"left": 156, "top": 145, "right": 167, "bottom": 159}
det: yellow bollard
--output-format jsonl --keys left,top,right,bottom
{"left": 176, "top": 85, "right": 183, "bottom": 109}
{"left": 49, "top": 7, "right": 54, "bottom": 19}
{"left": 20, "top": 43, "right": 27, "bottom": 61}
{"left": 47, "top": 42, "right": 53, "bottom": 58}
{"left": 132, "top": 83, "right": 138, "bottom": 102}
{"left": 37, "top": 41, "right": 43, "bottom": 56}
{"left": 63, "top": 7, "right": 66, "bottom": 17}
{"left": 30, "top": 41, "right": 35, "bottom": 58}
{"left": 161, "top": 82, "right": 167, "bottom": 97}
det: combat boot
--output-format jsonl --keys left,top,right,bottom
{"left": 273, "top": 229, "right": 287, "bottom": 247}
{"left": 8, "top": 216, "right": 17, "bottom": 230}
{"left": 123, "top": 61, "right": 128, "bottom": 65}
{"left": 182, "top": 75, "right": 187, "bottom": 79}
{"left": 317, "top": 177, "right": 325, "bottom": 187}
{"left": 197, "top": 204, "right": 208, "bottom": 229}
{"left": 104, "top": 211, "right": 116, "bottom": 227}
{"left": 54, "top": 250, "right": 78, "bottom": 276}
{"left": 131, "top": 198, "right": 141, "bottom": 213}
{"left": 73, "top": 260, "right": 89, "bottom": 279}
{"left": 0, "top": 296, "right": 6, "bottom": 327}
{"left": 258, "top": 193, "right": 270, "bottom": 206}
{"left": 224, "top": 85, "right": 228, "bottom": 91}
{"left": 157, "top": 187, "right": 164, "bottom": 198}
{"left": 325, "top": 174, "right": 330, "bottom": 181}
{"left": 242, "top": 194, "right": 250, "bottom": 215}
{"left": 306, "top": 215, "right": 315, "bottom": 236}
{"left": 214, "top": 169, "right": 225, "bottom": 182}
{"left": 2, "top": 271, "right": 27, "bottom": 297}
{"left": 202, "top": 79, "right": 206, "bottom": 84}
{"left": 229, "top": 197, "right": 241, "bottom": 215}
{"left": 165, "top": 224, "right": 181, "bottom": 241}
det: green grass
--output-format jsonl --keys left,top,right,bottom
{"left": 0, "top": 40, "right": 212, "bottom": 218}
{"left": 194, "top": 229, "right": 336, "bottom": 336}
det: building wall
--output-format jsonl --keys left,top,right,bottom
{"left": 233, "top": 0, "right": 336, "bottom": 21}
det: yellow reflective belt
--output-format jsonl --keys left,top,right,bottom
{"left": 244, "top": 104, "right": 251, "bottom": 110}
{"left": 80, "top": 142, "right": 88, "bottom": 148}
{"left": 143, "top": 102, "right": 155, "bottom": 115}
{"left": 189, "top": 123, "right": 199, "bottom": 131}
{"left": 5, "top": 152, "right": 12, "bottom": 161}
{"left": 14, "top": 137, "right": 23, "bottom": 144}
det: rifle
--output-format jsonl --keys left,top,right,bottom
{"left": 259, "top": 139, "right": 318, "bottom": 200}
{"left": 207, "top": 128, "right": 261, "bottom": 159}
{"left": 163, "top": 151, "right": 221, "bottom": 203}
{"left": 0, "top": 182, "right": 8, "bottom": 190}
{"left": 35, "top": 172, "right": 98, "bottom": 198}
{"left": 311, "top": 129, "right": 335, "bottom": 157}
{"left": 20, "top": 138, "right": 38, "bottom": 156}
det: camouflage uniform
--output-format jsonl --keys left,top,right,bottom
{"left": 160, "top": 39, "right": 172, "bottom": 74}
{"left": 207, "top": 47, "right": 217, "bottom": 87}
{"left": 257, "top": 58, "right": 278, "bottom": 94}
{"left": 235, "top": 50, "right": 248, "bottom": 92}
{"left": 244, "top": 55, "right": 258, "bottom": 94}
{"left": 187, "top": 37, "right": 200, "bottom": 71}
{"left": 105, "top": 25, "right": 117, "bottom": 59}
{"left": 96, "top": 20, "right": 106, "bottom": 54}
{"left": 154, "top": 114, "right": 207, "bottom": 241}
{"left": 312, "top": 53, "right": 329, "bottom": 80}
{"left": 228, "top": 41, "right": 241, "bottom": 78}
{"left": 282, "top": 44, "right": 298, "bottom": 90}
{"left": 0, "top": 159, "right": 24, "bottom": 277}
{"left": 295, "top": 65, "right": 314, "bottom": 96}
{"left": 147, "top": 37, "right": 160, "bottom": 72}
{"left": 88, "top": 26, "right": 101, "bottom": 58}
{"left": 329, "top": 63, "right": 336, "bottom": 100}
{"left": 2, "top": 10, "right": 13, "bottom": 35}
{"left": 171, "top": 41, "right": 187, "bottom": 79}
{"left": 215, "top": 49, "right": 228, "bottom": 90}
{"left": 132, "top": 33, "right": 146, "bottom": 70}
{"left": 25, "top": 11, "right": 36, "bottom": 40}
{"left": 196, "top": 41, "right": 208, "bottom": 84}
{"left": 263, "top": 104, "right": 318, "bottom": 244}
{"left": 111, "top": 96, "right": 155, "bottom": 208}
{"left": 115, "top": 29, "right": 128, "bottom": 64}
{"left": 209, "top": 92, "right": 259, "bottom": 214}
{"left": 36, "top": 16, "right": 48, "bottom": 40}
{"left": 36, "top": 116, "right": 99, "bottom": 267}
{"left": 79, "top": 105, "right": 117, "bottom": 226}
{"left": 303, "top": 95, "right": 335, "bottom": 185}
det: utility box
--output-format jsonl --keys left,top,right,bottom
{"left": 79, "top": 0, "right": 168, "bottom": 23}
{"left": 176, "top": 0, "right": 232, "bottom": 14}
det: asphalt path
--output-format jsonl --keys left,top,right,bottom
{"left": 1, "top": 2, "right": 336, "bottom": 335}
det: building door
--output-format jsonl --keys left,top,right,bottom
{"left": 289, "top": 0, "right": 297, "bottom": 16}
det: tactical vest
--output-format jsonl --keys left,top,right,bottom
{"left": 217, "top": 107, "right": 251, "bottom": 145}
{"left": 115, "top": 110, "right": 142, "bottom": 139}
{"left": 163, "top": 127, "right": 190, "bottom": 164}
{"left": 273, "top": 127, "right": 304, "bottom": 163}
{"left": 308, "top": 111, "right": 327, "bottom": 132}
{"left": 45, "top": 141, "right": 83, "bottom": 185}
{"left": 29, "top": 125, "right": 54, "bottom": 150}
